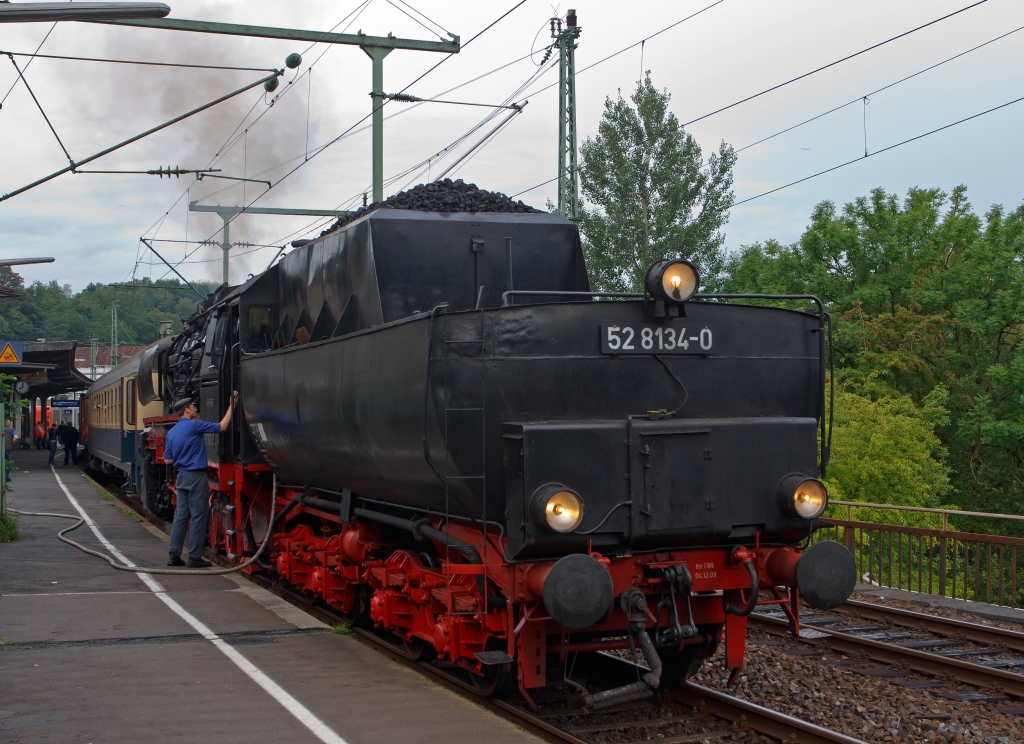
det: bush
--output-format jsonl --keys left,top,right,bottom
{"left": 0, "top": 514, "right": 19, "bottom": 542}
{"left": 823, "top": 384, "right": 952, "bottom": 528}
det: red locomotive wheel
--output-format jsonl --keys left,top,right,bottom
{"left": 658, "top": 624, "right": 721, "bottom": 685}
{"left": 403, "top": 637, "right": 437, "bottom": 662}
{"left": 470, "top": 665, "right": 515, "bottom": 698}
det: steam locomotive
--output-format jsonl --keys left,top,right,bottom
{"left": 85, "top": 182, "right": 855, "bottom": 707}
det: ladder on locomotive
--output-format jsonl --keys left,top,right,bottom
{"left": 440, "top": 307, "right": 491, "bottom": 614}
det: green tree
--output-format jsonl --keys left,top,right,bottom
{"left": 0, "top": 267, "right": 215, "bottom": 345}
{"left": 725, "top": 185, "right": 1024, "bottom": 528}
{"left": 578, "top": 74, "right": 736, "bottom": 292}
{"left": 824, "top": 384, "right": 951, "bottom": 526}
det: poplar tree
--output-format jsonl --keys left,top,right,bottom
{"left": 578, "top": 74, "right": 737, "bottom": 292}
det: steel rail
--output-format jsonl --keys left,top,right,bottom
{"left": 679, "top": 682, "right": 866, "bottom": 744}
{"left": 590, "top": 652, "right": 865, "bottom": 744}
{"left": 837, "top": 598, "right": 1024, "bottom": 654}
{"left": 92, "top": 471, "right": 865, "bottom": 743}
{"left": 750, "top": 612, "right": 1024, "bottom": 698}
{"left": 271, "top": 586, "right": 868, "bottom": 744}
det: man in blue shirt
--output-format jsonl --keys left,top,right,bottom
{"left": 163, "top": 391, "right": 238, "bottom": 567}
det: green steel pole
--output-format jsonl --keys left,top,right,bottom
{"left": 557, "top": 30, "right": 567, "bottom": 219}
{"left": 1, "top": 401, "right": 6, "bottom": 515}
{"left": 363, "top": 46, "right": 392, "bottom": 204}
{"left": 93, "top": 18, "right": 458, "bottom": 206}
{"left": 554, "top": 14, "right": 581, "bottom": 220}
{"left": 221, "top": 213, "right": 231, "bottom": 285}
{"left": 565, "top": 31, "right": 579, "bottom": 221}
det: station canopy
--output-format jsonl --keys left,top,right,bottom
{"left": 3, "top": 341, "right": 93, "bottom": 400}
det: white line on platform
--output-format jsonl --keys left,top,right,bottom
{"left": 50, "top": 466, "right": 349, "bottom": 744}
{"left": 1, "top": 591, "right": 151, "bottom": 597}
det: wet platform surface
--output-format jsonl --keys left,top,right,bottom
{"left": 1, "top": 449, "right": 538, "bottom": 744}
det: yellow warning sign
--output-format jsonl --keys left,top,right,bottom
{"left": 0, "top": 342, "right": 22, "bottom": 365}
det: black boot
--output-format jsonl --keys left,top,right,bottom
{"left": 167, "top": 554, "right": 185, "bottom": 567}
{"left": 186, "top": 558, "right": 212, "bottom": 568}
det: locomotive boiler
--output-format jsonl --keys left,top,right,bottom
{"left": 131, "top": 180, "right": 855, "bottom": 706}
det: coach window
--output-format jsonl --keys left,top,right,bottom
{"left": 125, "top": 379, "right": 136, "bottom": 426}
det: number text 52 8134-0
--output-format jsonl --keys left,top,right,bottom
{"left": 600, "top": 324, "right": 713, "bottom": 354}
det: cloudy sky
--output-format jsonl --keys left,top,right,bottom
{"left": 1, "top": 0, "right": 1022, "bottom": 291}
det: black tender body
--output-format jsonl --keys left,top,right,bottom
{"left": 222, "top": 207, "right": 825, "bottom": 560}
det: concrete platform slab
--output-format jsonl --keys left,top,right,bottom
{"left": 1, "top": 449, "right": 540, "bottom": 744}
{"left": 853, "top": 582, "right": 1024, "bottom": 626}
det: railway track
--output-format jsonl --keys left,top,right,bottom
{"left": 92, "top": 471, "right": 864, "bottom": 744}
{"left": 750, "top": 598, "right": 1024, "bottom": 705}
{"left": 243, "top": 576, "right": 865, "bottom": 744}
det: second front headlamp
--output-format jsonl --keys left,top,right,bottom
{"left": 533, "top": 484, "right": 584, "bottom": 533}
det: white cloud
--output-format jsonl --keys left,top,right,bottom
{"left": 1, "top": 0, "right": 1022, "bottom": 289}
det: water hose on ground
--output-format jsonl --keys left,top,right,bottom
{"left": 10, "top": 475, "right": 280, "bottom": 575}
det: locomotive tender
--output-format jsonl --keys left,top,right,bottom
{"left": 90, "top": 182, "right": 856, "bottom": 706}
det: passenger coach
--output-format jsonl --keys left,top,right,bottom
{"left": 82, "top": 352, "right": 164, "bottom": 492}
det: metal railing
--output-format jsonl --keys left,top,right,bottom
{"left": 813, "top": 500, "right": 1024, "bottom": 608}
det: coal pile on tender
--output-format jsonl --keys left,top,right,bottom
{"left": 321, "top": 178, "right": 543, "bottom": 236}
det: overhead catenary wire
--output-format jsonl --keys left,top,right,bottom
{"left": 386, "top": 0, "right": 444, "bottom": 40}
{"left": 0, "top": 49, "right": 278, "bottom": 73}
{"left": 135, "top": 0, "right": 374, "bottom": 235}
{"left": 432, "top": 104, "right": 527, "bottom": 182}
{"left": 195, "top": 47, "right": 540, "bottom": 211}
{"left": 1, "top": 70, "right": 283, "bottom": 203}
{"left": 736, "top": 23, "right": 1024, "bottom": 153}
{"left": 276, "top": 0, "right": 724, "bottom": 238}
{"left": 157, "top": 1, "right": 532, "bottom": 279}
{"left": 734, "top": 91, "right": 1024, "bottom": 206}
{"left": 508, "top": 1, "right": 998, "bottom": 204}
{"left": 682, "top": 0, "right": 988, "bottom": 126}
{"left": 7, "top": 54, "right": 74, "bottom": 165}
{"left": 393, "top": 57, "right": 555, "bottom": 191}
{"left": 0, "top": 17, "right": 57, "bottom": 110}
{"left": 520, "top": 0, "right": 727, "bottom": 100}
{"left": 509, "top": 173, "right": 560, "bottom": 199}
{"left": 440, "top": 109, "right": 522, "bottom": 182}
{"left": 199, "top": 0, "right": 375, "bottom": 173}
{"left": 394, "top": 0, "right": 452, "bottom": 38}
{"left": 396, "top": 0, "right": 528, "bottom": 95}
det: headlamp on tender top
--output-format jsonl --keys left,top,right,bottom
{"left": 534, "top": 484, "right": 584, "bottom": 533}
{"left": 645, "top": 258, "right": 699, "bottom": 303}
{"left": 777, "top": 474, "right": 828, "bottom": 520}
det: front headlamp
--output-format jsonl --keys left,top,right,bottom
{"left": 644, "top": 258, "right": 699, "bottom": 303}
{"left": 534, "top": 485, "right": 584, "bottom": 533}
{"left": 777, "top": 474, "right": 828, "bottom": 520}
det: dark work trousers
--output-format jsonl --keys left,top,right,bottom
{"left": 63, "top": 443, "right": 77, "bottom": 466}
{"left": 168, "top": 470, "right": 210, "bottom": 561}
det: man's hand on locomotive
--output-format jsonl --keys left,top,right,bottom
{"left": 219, "top": 391, "right": 239, "bottom": 431}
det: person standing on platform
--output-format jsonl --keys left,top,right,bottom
{"left": 55, "top": 423, "right": 66, "bottom": 464}
{"left": 163, "top": 391, "right": 238, "bottom": 568}
{"left": 61, "top": 423, "right": 79, "bottom": 467}
{"left": 34, "top": 420, "right": 45, "bottom": 450}
{"left": 47, "top": 422, "right": 59, "bottom": 466}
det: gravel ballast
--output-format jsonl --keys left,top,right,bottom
{"left": 693, "top": 626, "right": 1024, "bottom": 743}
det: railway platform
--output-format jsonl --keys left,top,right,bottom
{"left": 0, "top": 449, "right": 540, "bottom": 744}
